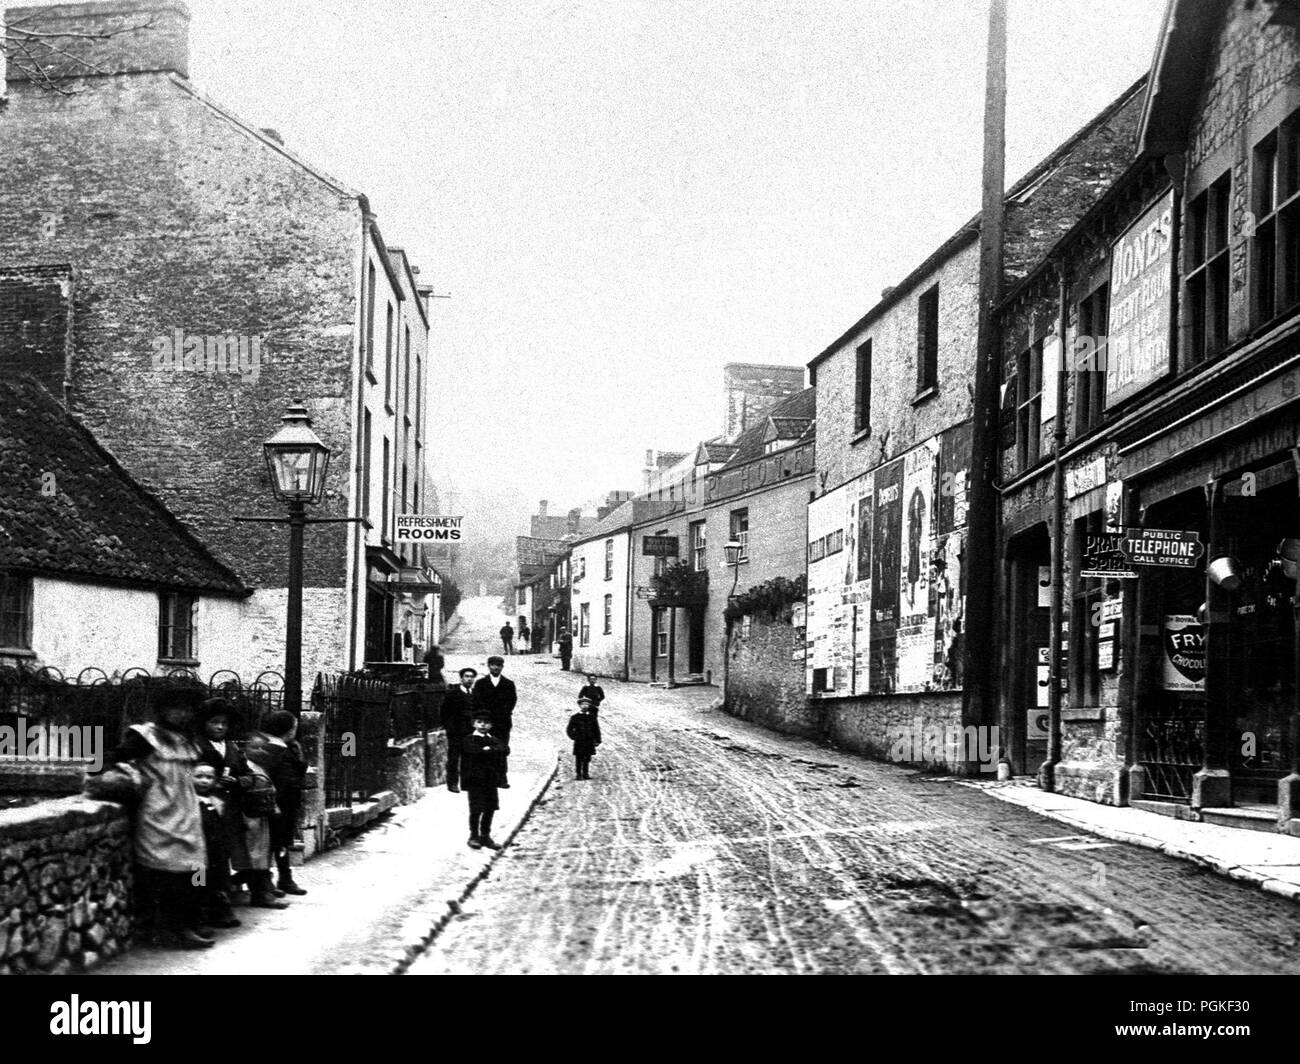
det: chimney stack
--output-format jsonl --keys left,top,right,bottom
{"left": 4, "top": 1, "right": 192, "bottom": 84}
{"left": 538, "top": 499, "right": 548, "bottom": 517}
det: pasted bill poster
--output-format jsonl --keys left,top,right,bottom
{"left": 897, "top": 440, "right": 938, "bottom": 689}
{"left": 805, "top": 481, "right": 847, "bottom": 691}
{"left": 870, "top": 458, "right": 903, "bottom": 694}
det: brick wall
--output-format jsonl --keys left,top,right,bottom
{"left": 725, "top": 615, "right": 819, "bottom": 737}
{"left": 0, "top": 66, "right": 361, "bottom": 592}
{"left": 4, "top": 1, "right": 191, "bottom": 82}
{"left": 0, "top": 264, "right": 72, "bottom": 395}
{"left": 0, "top": 796, "right": 134, "bottom": 973}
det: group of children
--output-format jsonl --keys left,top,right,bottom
{"left": 98, "top": 688, "right": 308, "bottom": 950}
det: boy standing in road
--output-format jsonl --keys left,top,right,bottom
{"left": 461, "top": 711, "right": 508, "bottom": 850}
{"left": 473, "top": 656, "right": 517, "bottom": 788}
{"left": 566, "top": 696, "right": 602, "bottom": 780}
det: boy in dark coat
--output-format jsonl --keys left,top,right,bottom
{"left": 472, "top": 657, "right": 517, "bottom": 788}
{"left": 192, "top": 764, "right": 240, "bottom": 929}
{"left": 255, "top": 710, "right": 310, "bottom": 897}
{"left": 461, "top": 711, "right": 508, "bottom": 850}
{"left": 577, "top": 674, "right": 606, "bottom": 721}
{"left": 566, "top": 697, "right": 602, "bottom": 780}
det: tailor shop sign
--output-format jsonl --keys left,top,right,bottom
{"left": 1106, "top": 191, "right": 1175, "bottom": 406}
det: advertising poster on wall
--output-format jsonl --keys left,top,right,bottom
{"left": 1105, "top": 189, "right": 1175, "bottom": 406}
{"left": 1162, "top": 614, "right": 1206, "bottom": 691}
{"left": 870, "top": 458, "right": 903, "bottom": 693}
{"left": 897, "top": 441, "right": 938, "bottom": 689}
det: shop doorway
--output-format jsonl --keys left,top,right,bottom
{"left": 1006, "top": 525, "right": 1051, "bottom": 775}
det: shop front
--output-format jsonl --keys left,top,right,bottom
{"left": 1117, "top": 334, "right": 1300, "bottom": 832}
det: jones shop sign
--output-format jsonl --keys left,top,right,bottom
{"left": 1106, "top": 190, "right": 1174, "bottom": 406}
{"left": 1122, "top": 528, "right": 1205, "bottom": 568}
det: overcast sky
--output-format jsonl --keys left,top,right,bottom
{"left": 173, "top": 0, "right": 1170, "bottom": 533}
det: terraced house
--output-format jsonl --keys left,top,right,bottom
{"left": 998, "top": 0, "right": 1300, "bottom": 831}
{"left": 0, "top": 0, "right": 440, "bottom": 680}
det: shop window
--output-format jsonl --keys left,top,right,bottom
{"left": 1069, "top": 512, "right": 1105, "bottom": 707}
{"left": 1014, "top": 340, "right": 1043, "bottom": 472}
{"left": 1252, "top": 109, "right": 1300, "bottom": 328}
{"left": 1074, "top": 284, "right": 1109, "bottom": 433}
{"left": 1185, "top": 171, "right": 1231, "bottom": 365}
{"left": 0, "top": 572, "right": 32, "bottom": 649}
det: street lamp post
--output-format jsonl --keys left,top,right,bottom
{"left": 722, "top": 539, "right": 743, "bottom": 712}
{"left": 236, "top": 404, "right": 363, "bottom": 717}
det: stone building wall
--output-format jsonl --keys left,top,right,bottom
{"left": 725, "top": 615, "right": 819, "bottom": 738}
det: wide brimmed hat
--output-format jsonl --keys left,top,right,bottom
{"left": 196, "top": 697, "right": 244, "bottom": 725}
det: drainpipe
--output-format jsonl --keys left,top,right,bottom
{"left": 623, "top": 528, "right": 633, "bottom": 681}
{"left": 347, "top": 198, "right": 375, "bottom": 670}
{"left": 1039, "top": 261, "right": 1069, "bottom": 791}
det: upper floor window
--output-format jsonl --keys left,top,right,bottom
{"left": 916, "top": 284, "right": 939, "bottom": 395}
{"left": 604, "top": 539, "right": 614, "bottom": 580}
{"left": 1074, "top": 284, "right": 1109, "bottom": 435}
{"left": 729, "top": 508, "right": 749, "bottom": 562}
{"left": 1014, "top": 340, "right": 1043, "bottom": 472}
{"left": 384, "top": 304, "right": 396, "bottom": 409}
{"left": 855, "top": 338, "right": 872, "bottom": 433}
{"left": 361, "top": 409, "right": 372, "bottom": 520}
{"left": 158, "top": 592, "right": 197, "bottom": 661}
{"left": 365, "top": 263, "right": 376, "bottom": 375}
{"left": 1185, "top": 171, "right": 1230, "bottom": 365}
{"left": 415, "top": 354, "right": 423, "bottom": 437}
{"left": 1252, "top": 108, "right": 1300, "bottom": 328}
{"left": 403, "top": 326, "right": 412, "bottom": 421}
{"left": 653, "top": 529, "right": 670, "bottom": 577}
{"left": 690, "top": 520, "right": 707, "bottom": 572}
{"left": 0, "top": 572, "right": 32, "bottom": 650}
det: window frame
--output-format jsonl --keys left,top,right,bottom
{"left": 729, "top": 509, "right": 749, "bottom": 563}
{"left": 1073, "top": 284, "right": 1109, "bottom": 435}
{"left": 689, "top": 520, "right": 707, "bottom": 572}
{"left": 0, "top": 572, "right": 33, "bottom": 650}
{"left": 603, "top": 594, "right": 613, "bottom": 635}
{"left": 1251, "top": 109, "right": 1300, "bottom": 329}
{"left": 855, "top": 338, "right": 872, "bottom": 434}
{"left": 916, "top": 284, "right": 939, "bottom": 396}
{"left": 604, "top": 539, "right": 614, "bottom": 581}
{"left": 158, "top": 591, "right": 198, "bottom": 662}
{"left": 579, "top": 602, "right": 590, "bottom": 646}
{"left": 1184, "top": 170, "right": 1231, "bottom": 366}
{"left": 1014, "top": 339, "right": 1043, "bottom": 473}
{"left": 1069, "top": 512, "right": 1107, "bottom": 709}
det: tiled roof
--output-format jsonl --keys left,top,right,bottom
{"left": 0, "top": 376, "right": 247, "bottom": 594}
{"left": 768, "top": 417, "right": 812, "bottom": 440}
{"left": 720, "top": 387, "right": 817, "bottom": 471}
{"left": 696, "top": 440, "right": 739, "bottom": 464}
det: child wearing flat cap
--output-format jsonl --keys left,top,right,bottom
{"left": 566, "top": 696, "right": 602, "bottom": 780}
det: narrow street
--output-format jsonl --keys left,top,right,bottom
{"left": 418, "top": 598, "right": 1300, "bottom": 975}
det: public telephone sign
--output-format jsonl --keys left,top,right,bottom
{"left": 1122, "top": 527, "right": 1205, "bottom": 568}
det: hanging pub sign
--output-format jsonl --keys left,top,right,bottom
{"left": 641, "top": 535, "right": 679, "bottom": 557}
{"left": 1081, "top": 531, "right": 1137, "bottom": 579}
{"left": 1105, "top": 189, "right": 1175, "bottom": 406}
{"left": 1122, "top": 527, "right": 1205, "bottom": 568}
{"left": 1162, "top": 614, "right": 1206, "bottom": 691}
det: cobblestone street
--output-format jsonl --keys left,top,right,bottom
{"left": 418, "top": 602, "right": 1300, "bottom": 975}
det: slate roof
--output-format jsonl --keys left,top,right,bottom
{"left": 0, "top": 376, "right": 247, "bottom": 594}
{"left": 719, "top": 388, "right": 817, "bottom": 471}
{"left": 696, "top": 440, "right": 739, "bottom": 465}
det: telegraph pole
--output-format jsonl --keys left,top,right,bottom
{"left": 961, "top": 0, "right": 1007, "bottom": 772}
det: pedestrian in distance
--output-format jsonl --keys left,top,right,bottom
{"left": 441, "top": 666, "right": 478, "bottom": 792}
{"left": 567, "top": 697, "right": 602, "bottom": 780}
{"left": 461, "top": 711, "right": 508, "bottom": 850}
{"left": 100, "top": 685, "right": 212, "bottom": 949}
{"left": 473, "top": 656, "right": 517, "bottom": 788}
{"left": 423, "top": 642, "right": 445, "bottom": 684}
{"left": 558, "top": 627, "right": 573, "bottom": 671}
{"left": 519, "top": 621, "right": 531, "bottom": 654}
{"left": 499, "top": 622, "right": 515, "bottom": 655}
{"left": 578, "top": 673, "right": 606, "bottom": 721}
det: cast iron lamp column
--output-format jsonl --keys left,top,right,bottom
{"left": 236, "top": 404, "right": 340, "bottom": 717}
{"left": 722, "top": 539, "right": 743, "bottom": 711}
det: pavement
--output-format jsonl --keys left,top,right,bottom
{"left": 961, "top": 776, "right": 1300, "bottom": 904}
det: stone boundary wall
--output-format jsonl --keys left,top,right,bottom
{"left": 0, "top": 796, "right": 133, "bottom": 974}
